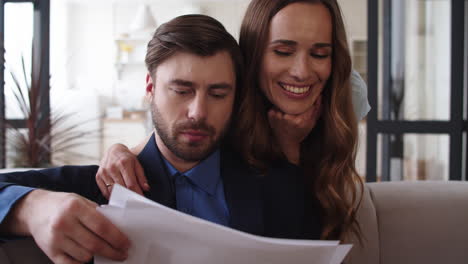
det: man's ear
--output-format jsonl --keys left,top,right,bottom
{"left": 146, "top": 73, "right": 154, "bottom": 94}
{"left": 145, "top": 73, "right": 155, "bottom": 104}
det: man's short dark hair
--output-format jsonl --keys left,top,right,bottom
{"left": 145, "top": 14, "right": 243, "bottom": 89}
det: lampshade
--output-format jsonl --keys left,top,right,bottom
{"left": 129, "top": 4, "right": 157, "bottom": 32}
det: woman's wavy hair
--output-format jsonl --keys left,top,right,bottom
{"left": 236, "top": 0, "right": 363, "bottom": 242}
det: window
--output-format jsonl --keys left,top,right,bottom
{"left": 366, "top": 0, "right": 466, "bottom": 181}
{"left": 0, "top": 0, "right": 50, "bottom": 168}
{"left": 4, "top": 2, "right": 33, "bottom": 119}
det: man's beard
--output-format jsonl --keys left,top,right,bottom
{"left": 151, "top": 103, "right": 227, "bottom": 162}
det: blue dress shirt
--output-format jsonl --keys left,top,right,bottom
{"left": 0, "top": 184, "right": 36, "bottom": 241}
{"left": 163, "top": 150, "right": 230, "bottom": 226}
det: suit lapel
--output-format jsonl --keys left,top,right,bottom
{"left": 137, "top": 136, "right": 264, "bottom": 235}
{"left": 221, "top": 149, "right": 264, "bottom": 235}
{"left": 137, "top": 134, "right": 176, "bottom": 209}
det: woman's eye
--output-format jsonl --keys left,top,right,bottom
{"left": 211, "top": 94, "right": 227, "bottom": 99}
{"left": 311, "top": 53, "right": 330, "bottom": 59}
{"left": 274, "top": 50, "right": 292, "bottom": 56}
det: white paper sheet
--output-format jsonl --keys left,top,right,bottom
{"left": 95, "top": 184, "right": 352, "bottom": 264}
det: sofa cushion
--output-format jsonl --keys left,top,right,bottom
{"left": 368, "top": 181, "right": 468, "bottom": 264}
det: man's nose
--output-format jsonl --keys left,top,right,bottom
{"left": 187, "top": 95, "right": 207, "bottom": 121}
{"left": 289, "top": 55, "right": 312, "bottom": 82}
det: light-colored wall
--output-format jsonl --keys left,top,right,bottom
{"left": 201, "top": 0, "right": 251, "bottom": 40}
{"left": 49, "top": 1, "right": 115, "bottom": 165}
{"left": 64, "top": 2, "right": 115, "bottom": 95}
{"left": 338, "top": 0, "right": 368, "bottom": 41}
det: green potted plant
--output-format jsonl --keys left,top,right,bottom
{"left": 6, "top": 56, "right": 99, "bottom": 167}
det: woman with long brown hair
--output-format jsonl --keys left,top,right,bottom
{"left": 237, "top": 0, "right": 363, "bottom": 242}
{"left": 97, "top": 0, "right": 365, "bottom": 242}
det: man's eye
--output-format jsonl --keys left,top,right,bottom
{"left": 274, "top": 50, "right": 292, "bottom": 56}
{"left": 172, "top": 89, "right": 190, "bottom": 95}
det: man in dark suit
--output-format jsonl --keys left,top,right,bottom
{"left": 0, "top": 14, "right": 312, "bottom": 264}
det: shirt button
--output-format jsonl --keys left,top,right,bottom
{"left": 176, "top": 176, "right": 185, "bottom": 184}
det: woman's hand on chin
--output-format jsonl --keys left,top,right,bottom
{"left": 268, "top": 95, "right": 322, "bottom": 165}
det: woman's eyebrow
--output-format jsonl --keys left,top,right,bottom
{"left": 314, "top": 43, "right": 332, "bottom": 48}
{"left": 270, "top": 40, "right": 332, "bottom": 48}
{"left": 270, "top": 39, "right": 297, "bottom": 46}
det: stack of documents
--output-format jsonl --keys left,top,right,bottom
{"left": 95, "top": 184, "right": 352, "bottom": 264}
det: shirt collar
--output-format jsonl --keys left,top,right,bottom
{"left": 162, "top": 150, "right": 221, "bottom": 196}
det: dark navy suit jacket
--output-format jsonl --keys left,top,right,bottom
{"left": 0, "top": 135, "right": 321, "bottom": 239}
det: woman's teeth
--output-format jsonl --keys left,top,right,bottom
{"left": 282, "top": 84, "right": 310, "bottom": 94}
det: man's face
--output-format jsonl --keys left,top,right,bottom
{"left": 148, "top": 51, "right": 236, "bottom": 162}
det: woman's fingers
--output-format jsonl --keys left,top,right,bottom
{"left": 135, "top": 161, "right": 150, "bottom": 191}
{"left": 108, "top": 162, "right": 126, "bottom": 188}
{"left": 96, "top": 143, "right": 147, "bottom": 196}
{"left": 268, "top": 95, "right": 323, "bottom": 146}
{"left": 95, "top": 174, "right": 110, "bottom": 199}
{"left": 101, "top": 166, "right": 125, "bottom": 196}
{"left": 121, "top": 162, "right": 144, "bottom": 195}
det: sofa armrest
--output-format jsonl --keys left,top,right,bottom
{"left": 368, "top": 181, "right": 468, "bottom": 264}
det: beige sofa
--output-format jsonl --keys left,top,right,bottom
{"left": 1, "top": 181, "right": 468, "bottom": 264}
{"left": 347, "top": 181, "right": 468, "bottom": 264}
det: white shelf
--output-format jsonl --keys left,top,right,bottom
{"left": 114, "top": 36, "right": 149, "bottom": 79}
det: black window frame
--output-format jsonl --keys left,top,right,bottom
{"left": 366, "top": 0, "right": 467, "bottom": 182}
{"left": 0, "top": 0, "right": 50, "bottom": 168}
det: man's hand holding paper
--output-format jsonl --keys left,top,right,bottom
{"left": 4, "top": 189, "right": 130, "bottom": 263}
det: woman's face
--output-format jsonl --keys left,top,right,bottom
{"left": 260, "top": 2, "right": 332, "bottom": 115}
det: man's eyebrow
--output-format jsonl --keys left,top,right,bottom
{"left": 169, "top": 79, "right": 195, "bottom": 87}
{"left": 209, "top": 83, "right": 233, "bottom": 90}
